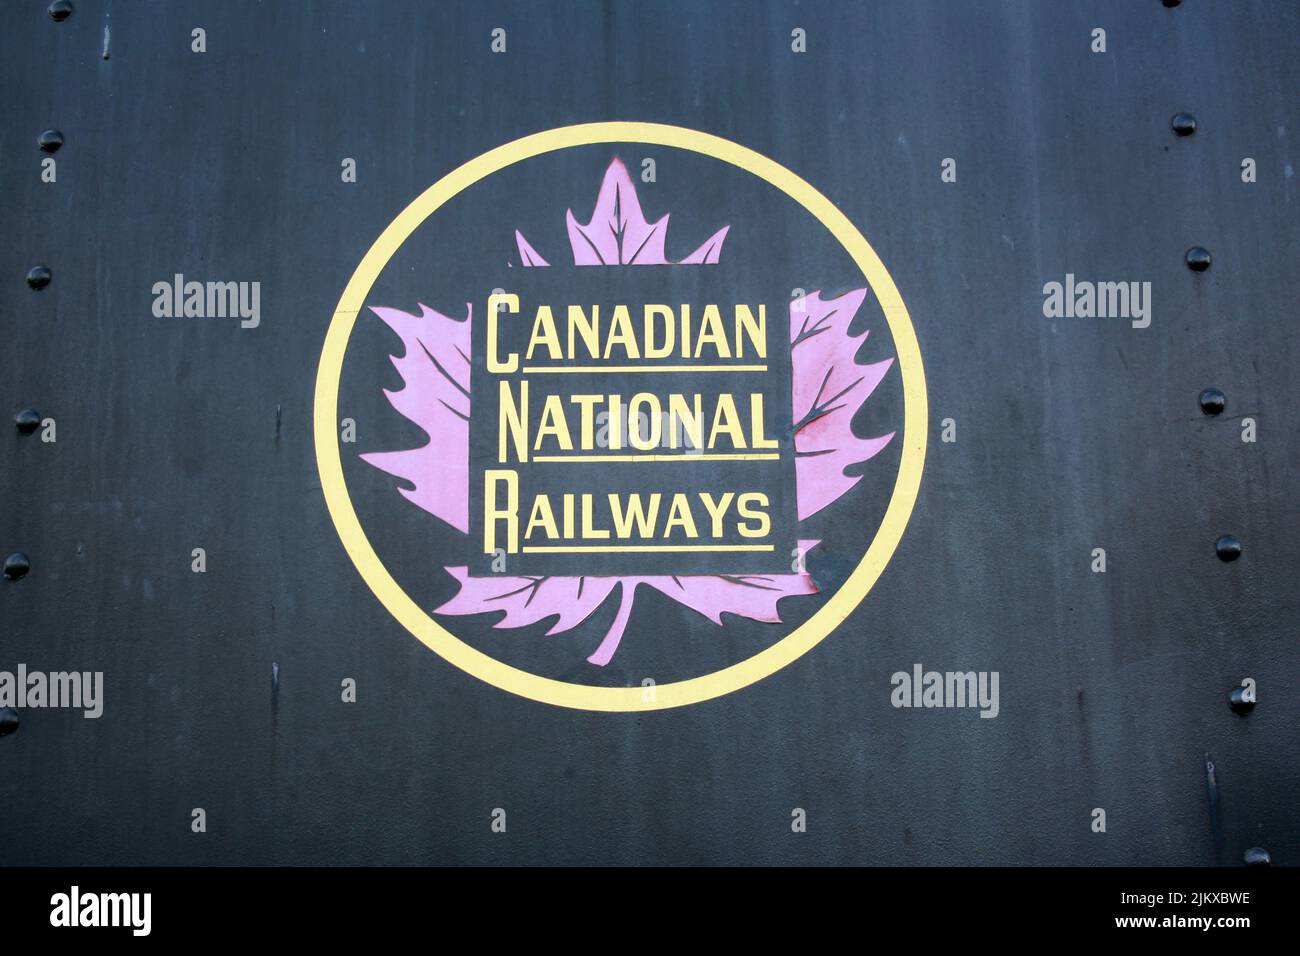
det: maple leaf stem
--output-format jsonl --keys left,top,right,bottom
{"left": 586, "top": 582, "right": 637, "bottom": 667}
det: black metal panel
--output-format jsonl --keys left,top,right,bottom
{"left": 1, "top": 0, "right": 1296, "bottom": 866}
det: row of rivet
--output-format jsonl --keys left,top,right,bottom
{"left": 1171, "top": 48, "right": 1269, "bottom": 868}
{"left": 1, "top": 2, "right": 76, "bottom": 737}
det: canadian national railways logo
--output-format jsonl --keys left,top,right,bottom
{"left": 314, "top": 123, "right": 927, "bottom": 710}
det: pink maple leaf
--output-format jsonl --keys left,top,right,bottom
{"left": 791, "top": 290, "right": 895, "bottom": 520}
{"left": 436, "top": 547, "right": 819, "bottom": 666}
{"left": 362, "top": 159, "right": 894, "bottom": 665}
{"left": 360, "top": 303, "right": 471, "bottom": 533}
{"left": 516, "top": 157, "right": 729, "bottom": 266}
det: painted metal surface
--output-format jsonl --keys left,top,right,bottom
{"left": 1, "top": 0, "right": 1297, "bottom": 865}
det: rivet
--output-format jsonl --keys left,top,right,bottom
{"left": 38, "top": 129, "right": 64, "bottom": 153}
{"left": 48, "top": 0, "right": 73, "bottom": 21}
{"left": 15, "top": 409, "right": 42, "bottom": 434}
{"left": 1171, "top": 113, "right": 1197, "bottom": 136}
{"left": 1215, "top": 535, "right": 1242, "bottom": 562}
{"left": 1199, "top": 387, "right": 1226, "bottom": 415}
{"left": 1243, "top": 846, "right": 1272, "bottom": 867}
{"left": 0, "top": 708, "right": 19, "bottom": 737}
{"left": 1228, "top": 687, "right": 1255, "bottom": 714}
{"left": 3, "top": 553, "right": 31, "bottom": 581}
{"left": 26, "top": 265, "right": 52, "bottom": 290}
{"left": 1186, "top": 247, "right": 1212, "bottom": 272}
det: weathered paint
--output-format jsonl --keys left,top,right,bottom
{"left": 1, "top": 0, "right": 1296, "bottom": 865}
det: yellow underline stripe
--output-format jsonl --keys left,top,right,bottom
{"left": 521, "top": 545, "right": 775, "bottom": 553}
{"left": 530, "top": 453, "right": 780, "bottom": 462}
{"left": 520, "top": 364, "right": 767, "bottom": 373}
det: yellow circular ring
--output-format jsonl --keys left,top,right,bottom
{"left": 314, "top": 122, "right": 927, "bottom": 711}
